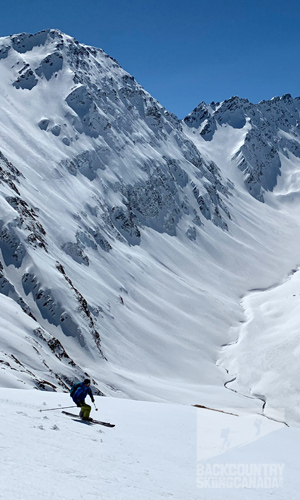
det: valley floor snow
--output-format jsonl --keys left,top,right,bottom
{"left": 220, "top": 267, "right": 300, "bottom": 427}
{"left": 0, "top": 388, "right": 299, "bottom": 499}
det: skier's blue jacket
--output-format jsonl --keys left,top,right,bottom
{"left": 72, "top": 382, "right": 94, "bottom": 404}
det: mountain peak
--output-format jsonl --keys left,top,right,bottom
{"left": 0, "top": 29, "right": 95, "bottom": 61}
{"left": 3, "top": 29, "right": 64, "bottom": 53}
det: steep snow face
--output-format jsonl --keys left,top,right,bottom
{"left": 0, "top": 29, "right": 235, "bottom": 396}
{"left": 1, "top": 31, "right": 300, "bottom": 418}
{"left": 184, "top": 95, "right": 300, "bottom": 201}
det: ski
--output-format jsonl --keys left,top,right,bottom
{"left": 72, "top": 418, "right": 93, "bottom": 425}
{"left": 62, "top": 411, "right": 115, "bottom": 427}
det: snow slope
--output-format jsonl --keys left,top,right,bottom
{"left": 0, "top": 29, "right": 237, "bottom": 399}
{"left": 220, "top": 268, "right": 300, "bottom": 427}
{"left": 0, "top": 388, "right": 298, "bottom": 500}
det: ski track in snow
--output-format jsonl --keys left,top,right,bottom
{"left": 220, "top": 267, "right": 300, "bottom": 427}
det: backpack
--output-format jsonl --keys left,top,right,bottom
{"left": 70, "top": 382, "right": 81, "bottom": 398}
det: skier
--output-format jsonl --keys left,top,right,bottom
{"left": 71, "top": 379, "right": 95, "bottom": 421}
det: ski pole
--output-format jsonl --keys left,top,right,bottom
{"left": 39, "top": 405, "right": 77, "bottom": 412}
{"left": 93, "top": 401, "right": 98, "bottom": 411}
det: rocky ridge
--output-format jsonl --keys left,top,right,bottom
{"left": 184, "top": 94, "right": 300, "bottom": 200}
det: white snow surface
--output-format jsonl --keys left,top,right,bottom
{"left": 0, "top": 388, "right": 298, "bottom": 500}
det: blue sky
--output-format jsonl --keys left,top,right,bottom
{"left": 0, "top": 0, "right": 299, "bottom": 118}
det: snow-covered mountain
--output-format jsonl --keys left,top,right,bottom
{"left": 1, "top": 29, "right": 300, "bottom": 426}
{"left": 184, "top": 94, "right": 300, "bottom": 200}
